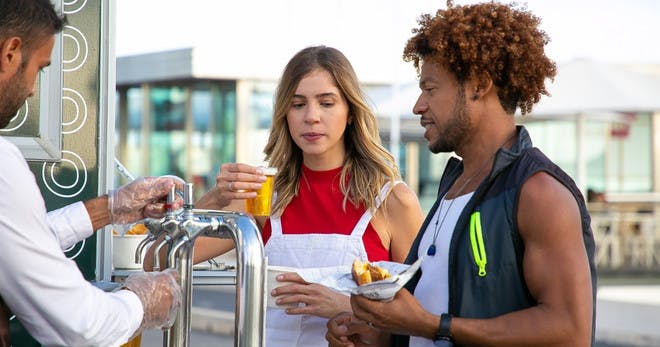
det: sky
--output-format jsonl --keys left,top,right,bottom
{"left": 114, "top": 0, "right": 660, "bottom": 83}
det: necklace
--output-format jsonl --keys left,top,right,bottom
{"left": 426, "top": 168, "right": 481, "bottom": 256}
{"left": 426, "top": 131, "right": 517, "bottom": 256}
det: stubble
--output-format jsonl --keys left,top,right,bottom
{"left": 428, "top": 87, "right": 471, "bottom": 154}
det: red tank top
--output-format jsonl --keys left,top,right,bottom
{"left": 262, "top": 165, "right": 390, "bottom": 262}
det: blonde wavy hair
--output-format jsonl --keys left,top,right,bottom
{"left": 263, "top": 46, "right": 401, "bottom": 217}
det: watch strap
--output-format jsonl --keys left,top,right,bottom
{"left": 435, "top": 313, "right": 453, "bottom": 342}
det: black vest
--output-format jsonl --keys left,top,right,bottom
{"left": 393, "top": 126, "right": 597, "bottom": 346}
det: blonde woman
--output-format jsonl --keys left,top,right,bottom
{"left": 192, "top": 46, "right": 423, "bottom": 347}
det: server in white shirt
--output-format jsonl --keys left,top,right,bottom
{"left": 0, "top": 1, "right": 182, "bottom": 345}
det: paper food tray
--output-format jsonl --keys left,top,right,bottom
{"left": 276, "top": 257, "right": 423, "bottom": 302}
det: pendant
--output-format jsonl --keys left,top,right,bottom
{"left": 427, "top": 244, "right": 436, "bottom": 256}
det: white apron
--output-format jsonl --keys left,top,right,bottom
{"left": 264, "top": 182, "right": 394, "bottom": 347}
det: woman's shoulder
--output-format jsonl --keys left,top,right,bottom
{"left": 384, "top": 181, "right": 422, "bottom": 213}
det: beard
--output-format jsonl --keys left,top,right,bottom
{"left": 428, "top": 87, "right": 471, "bottom": 154}
{"left": 0, "top": 65, "right": 29, "bottom": 129}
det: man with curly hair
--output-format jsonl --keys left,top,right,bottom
{"left": 327, "top": 1, "right": 596, "bottom": 346}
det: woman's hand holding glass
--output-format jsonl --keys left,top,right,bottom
{"left": 195, "top": 163, "right": 267, "bottom": 211}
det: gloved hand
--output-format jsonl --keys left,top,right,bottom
{"left": 109, "top": 176, "right": 185, "bottom": 231}
{"left": 123, "top": 268, "right": 181, "bottom": 330}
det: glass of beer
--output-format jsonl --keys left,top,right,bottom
{"left": 245, "top": 167, "right": 277, "bottom": 216}
{"left": 120, "top": 333, "right": 141, "bottom": 347}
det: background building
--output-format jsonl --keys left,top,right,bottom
{"left": 115, "top": 47, "right": 411, "bottom": 198}
{"left": 117, "top": 53, "right": 660, "bottom": 193}
{"left": 117, "top": 50, "right": 660, "bottom": 273}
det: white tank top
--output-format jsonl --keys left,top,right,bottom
{"left": 411, "top": 192, "right": 473, "bottom": 347}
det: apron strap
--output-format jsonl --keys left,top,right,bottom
{"left": 270, "top": 216, "right": 283, "bottom": 236}
{"left": 351, "top": 181, "right": 403, "bottom": 237}
{"left": 269, "top": 191, "right": 284, "bottom": 236}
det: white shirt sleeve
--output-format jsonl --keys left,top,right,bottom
{"left": 0, "top": 138, "right": 143, "bottom": 346}
{"left": 47, "top": 201, "right": 95, "bottom": 250}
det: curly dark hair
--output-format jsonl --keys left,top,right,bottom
{"left": 403, "top": 0, "right": 556, "bottom": 115}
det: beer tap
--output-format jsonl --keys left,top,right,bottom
{"left": 146, "top": 181, "right": 266, "bottom": 347}
{"left": 133, "top": 218, "right": 164, "bottom": 264}
{"left": 152, "top": 186, "right": 183, "bottom": 271}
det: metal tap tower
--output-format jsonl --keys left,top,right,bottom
{"left": 137, "top": 183, "right": 266, "bottom": 347}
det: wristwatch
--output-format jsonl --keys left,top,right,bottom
{"left": 434, "top": 313, "right": 454, "bottom": 342}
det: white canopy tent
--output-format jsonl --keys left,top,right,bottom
{"left": 374, "top": 59, "right": 660, "bottom": 118}
{"left": 530, "top": 59, "right": 660, "bottom": 118}
{"left": 526, "top": 59, "right": 660, "bottom": 194}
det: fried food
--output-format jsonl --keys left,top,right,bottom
{"left": 113, "top": 223, "right": 148, "bottom": 236}
{"left": 351, "top": 258, "right": 391, "bottom": 286}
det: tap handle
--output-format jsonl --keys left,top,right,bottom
{"left": 184, "top": 183, "right": 194, "bottom": 209}
{"left": 134, "top": 234, "right": 155, "bottom": 264}
{"left": 166, "top": 185, "right": 177, "bottom": 212}
{"left": 152, "top": 235, "right": 172, "bottom": 271}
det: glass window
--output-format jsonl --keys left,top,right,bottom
{"left": 151, "top": 87, "right": 186, "bottom": 131}
{"left": 127, "top": 88, "right": 143, "bottom": 129}
{"left": 190, "top": 81, "right": 238, "bottom": 198}
{"left": 192, "top": 87, "right": 211, "bottom": 132}
{"left": 249, "top": 82, "right": 276, "bottom": 130}
{"left": 213, "top": 82, "right": 237, "bottom": 164}
{"left": 522, "top": 113, "right": 653, "bottom": 194}
{"left": 524, "top": 119, "right": 577, "bottom": 177}
{"left": 116, "top": 80, "right": 238, "bottom": 200}
{"left": 148, "top": 87, "right": 187, "bottom": 178}
{"left": 606, "top": 113, "right": 652, "bottom": 192}
{"left": 189, "top": 81, "right": 236, "bottom": 197}
{"left": 584, "top": 120, "right": 607, "bottom": 191}
{"left": 121, "top": 87, "right": 144, "bottom": 181}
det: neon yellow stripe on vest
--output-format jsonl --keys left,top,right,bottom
{"left": 470, "top": 211, "right": 487, "bottom": 277}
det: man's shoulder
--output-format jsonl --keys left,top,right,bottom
{"left": 513, "top": 147, "right": 571, "bottom": 179}
{"left": 0, "top": 136, "right": 24, "bottom": 161}
{"left": 0, "top": 136, "right": 33, "bottom": 181}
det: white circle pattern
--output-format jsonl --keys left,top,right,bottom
{"left": 0, "top": 101, "right": 29, "bottom": 132}
{"left": 63, "top": 239, "right": 87, "bottom": 260}
{"left": 41, "top": 150, "right": 88, "bottom": 198}
{"left": 63, "top": 0, "right": 88, "bottom": 14}
{"left": 39, "top": 3, "right": 90, "bottom": 262}
{"left": 57, "top": 19, "right": 88, "bottom": 260}
{"left": 62, "top": 25, "right": 88, "bottom": 72}
{"left": 62, "top": 88, "right": 88, "bottom": 134}
{"left": 58, "top": 2, "right": 89, "bottom": 261}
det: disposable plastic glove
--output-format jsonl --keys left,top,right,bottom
{"left": 123, "top": 268, "right": 181, "bottom": 331}
{"left": 109, "top": 176, "right": 185, "bottom": 230}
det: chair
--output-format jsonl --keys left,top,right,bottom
{"left": 591, "top": 212, "right": 622, "bottom": 269}
{"left": 620, "top": 212, "right": 656, "bottom": 268}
